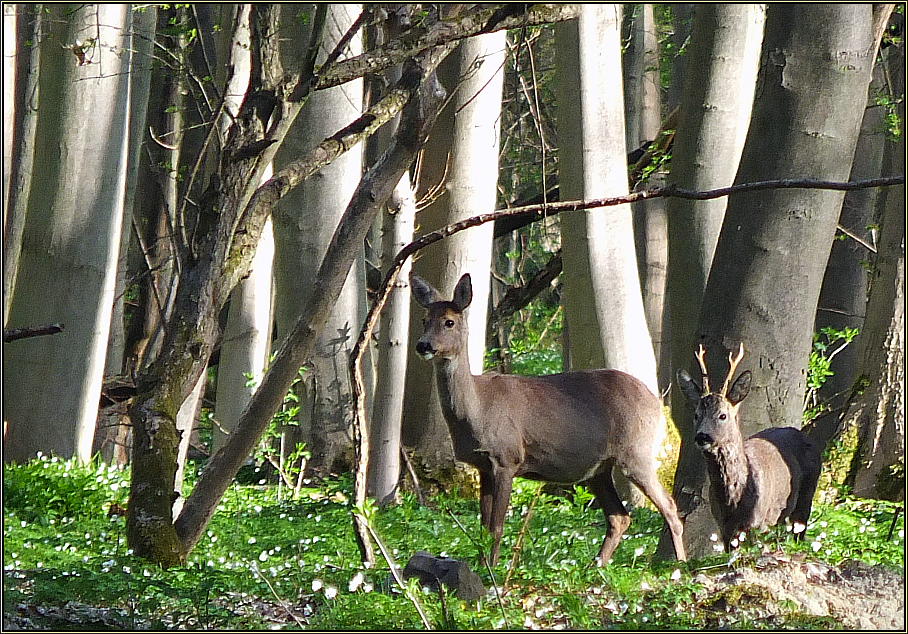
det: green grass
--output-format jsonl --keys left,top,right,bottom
{"left": 3, "top": 455, "right": 905, "bottom": 629}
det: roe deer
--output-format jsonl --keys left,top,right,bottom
{"left": 677, "top": 344, "right": 821, "bottom": 550}
{"left": 411, "top": 272, "right": 686, "bottom": 566}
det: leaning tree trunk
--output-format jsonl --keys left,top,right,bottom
{"left": 808, "top": 60, "right": 888, "bottom": 449}
{"left": 671, "top": 3, "right": 890, "bottom": 558}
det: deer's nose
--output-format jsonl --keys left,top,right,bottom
{"left": 694, "top": 432, "right": 714, "bottom": 448}
{"left": 415, "top": 340, "right": 435, "bottom": 359}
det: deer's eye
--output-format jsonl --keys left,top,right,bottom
{"left": 444, "top": 319, "right": 455, "bottom": 328}
{"left": 719, "top": 413, "right": 727, "bottom": 421}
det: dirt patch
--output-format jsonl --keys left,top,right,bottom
{"left": 695, "top": 552, "right": 905, "bottom": 629}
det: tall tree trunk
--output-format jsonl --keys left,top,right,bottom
{"left": 556, "top": 4, "right": 660, "bottom": 504}
{"left": 366, "top": 6, "right": 416, "bottom": 506}
{"left": 624, "top": 3, "right": 668, "bottom": 389}
{"left": 808, "top": 61, "right": 888, "bottom": 448}
{"left": 846, "top": 38, "right": 905, "bottom": 501}
{"left": 402, "top": 31, "right": 505, "bottom": 471}
{"left": 3, "top": 4, "right": 138, "bottom": 464}
{"left": 3, "top": 5, "right": 41, "bottom": 327}
{"left": 94, "top": 5, "right": 157, "bottom": 464}
{"left": 659, "top": 4, "right": 764, "bottom": 557}
{"left": 673, "top": 4, "right": 886, "bottom": 558}
{"left": 273, "top": 4, "right": 366, "bottom": 475}
{"left": 555, "top": 5, "right": 657, "bottom": 391}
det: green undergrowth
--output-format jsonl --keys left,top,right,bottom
{"left": 4, "top": 454, "right": 905, "bottom": 629}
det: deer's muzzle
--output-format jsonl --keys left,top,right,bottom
{"left": 695, "top": 432, "right": 714, "bottom": 449}
{"left": 415, "top": 340, "right": 436, "bottom": 360}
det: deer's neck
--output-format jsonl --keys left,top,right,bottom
{"left": 433, "top": 354, "right": 481, "bottom": 429}
{"left": 703, "top": 435, "right": 750, "bottom": 509}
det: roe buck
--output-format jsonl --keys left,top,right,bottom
{"left": 410, "top": 272, "right": 686, "bottom": 566}
{"left": 677, "top": 344, "right": 821, "bottom": 550}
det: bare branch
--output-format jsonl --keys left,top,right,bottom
{"left": 313, "top": 4, "right": 579, "bottom": 92}
{"left": 4, "top": 323, "right": 65, "bottom": 343}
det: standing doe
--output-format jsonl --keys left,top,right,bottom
{"left": 410, "top": 272, "right": 686, "bottom": 566}
{"left": 677, "top": 344, "right": 821, "bottom": 550}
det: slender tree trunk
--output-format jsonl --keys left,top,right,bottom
{"left": 4, "top": 4, "right": 137, "bottom": 464}
{"left": 365, "top": 6, "right": 416, "bottom": 506}
{"left": 673, "top": 4, "right": 885, "bottom": 557}
{"left": 625, "top": 3, "right": 668, "bottom": 389}
{"left": 368, "top": 178, "right": 416, "bottom": 505}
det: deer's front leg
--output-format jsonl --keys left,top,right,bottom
{"left": 479, "top": 473, "right": 494, "bottom": 533}
{"left": 487, "top": 469, "right": 515, "bottom": 567}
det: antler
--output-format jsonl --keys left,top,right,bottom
{"left": 721, "top": 343, "right": 745, "bottom": 396}
{"left": 694, "top": 344, "right": 710, "bottom": 393}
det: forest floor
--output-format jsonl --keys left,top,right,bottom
{"left": 4, "top": 552, "right": 904, "bottom": 630}
{"left": 689, "top": 551, "right": 904, "bottom": 630}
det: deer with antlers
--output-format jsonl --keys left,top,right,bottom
{"left": 677, "top": 344, "right": 822, "bottom": 550}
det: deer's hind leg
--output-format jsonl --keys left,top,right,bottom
{"left": 624, "top": 469, "right": 687, "bottom": 562}
{"left": 587, "top": 462, "right": 632, "bottom": 565}
{"left": 791, "top": 458, "right": 821, "bottom": 542}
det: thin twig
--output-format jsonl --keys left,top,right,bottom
{"left": 249, "top": 561, "right": 307, "bottom": 628}
{"left": 503, "top": 482, "right": 543, "bottom": 588}
{"left": 359, "top": 516, "right": 433, "bottom": 629}
{"left": 836, "top": 223, "right": 877, "bottom": 253}
{"left": 446, "top": 508, "right": 508, "bottom": 628}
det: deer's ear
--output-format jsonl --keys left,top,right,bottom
{"left": 453, "top": 273, "right": 473, "bottom": 311}
{"left": 676, "top": 369, "right": 702, "bottom": 403}
{"left": 410, "top": 272, "right": 440, "bottom": 308}
{"left": 727, "top": 370, "right": 752, "bottom": 405}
